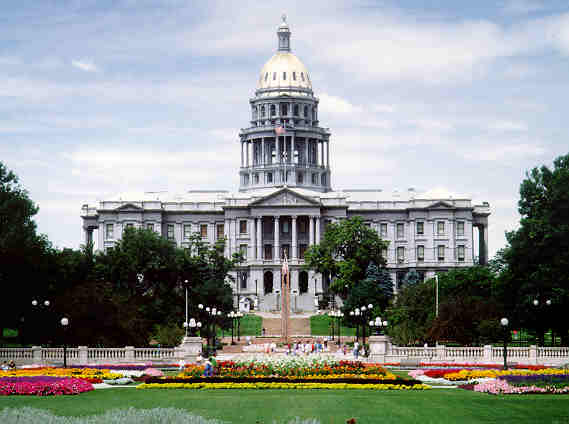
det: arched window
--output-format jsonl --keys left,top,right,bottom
{"left": 299, "top": 271, "right": 308, "bottom": 294}
{"left": 264, "top": 271, "right": 274, "bottom": 294}
{"left": 270, "top": 104, "right": 276, "bottom": 117}
{"left": 261, "top": 105, "right": 265, "bottom": 117}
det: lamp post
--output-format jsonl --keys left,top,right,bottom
{"left": 229, "top": 311, "right": 235, "bottom": 344}
{"left": 369, "top": 317, "right": 388, "bottom": 336}
{"left": 435, "top": 274, "right": 439, "bottom": 317}
{"left": 236, "top": 311, "right": 243, "bottom": 341}
{"left": 533, "top": 298, "right": 552, "bottom": 346}
{"left": 31, "top": 300, "right": 50, "bottom": 345}
{"left": 337, "top": 311, "right": 344, "bottom": 345}
{"left": 60, "top": 317, "right": 69, "bottom": 368}
{"left": 500, "top": 317, "right": 509, "bottom": 370}
{"left": 184, "top": 280, "right": 189, "bottom": 337}
{"left": 328, "top": 311, "right": 335, "bottom": 341}
{"left": 361, "top": 304, "right": 373, "bottom": 346}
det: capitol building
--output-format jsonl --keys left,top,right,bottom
{"left": 81, "top": 17, "right": 490, "bottom": 312}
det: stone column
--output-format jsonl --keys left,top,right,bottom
{"left": 256, "top": 217, "right": 263, "bottom": 260}
{"left": 248, "top": 217, "right": 255, "bottom": 260}
{"left": 274, "top": 216, "right": 280, "bottom": 261}
{"left": 224, "top": 218, "right": 230, "bottom": 256}
{"left": 320, "top": 141, "right": 324, "bottom": 167}
{"left": 291, "top": 215, "right": 298, "bottom": 260}
{"left": 483, "top": 225, "right": 489, "bottom": 265}
{"left": 309, "top": 216, "right": 314, "bottom": 246}
{"left": 315, "top": 216, "right": 321, "bottom": 243}
{"left": 305, "top": 138, "right": 309, "bottom": 166}
{"left": 262, "top": 138, "right": 265, "bottom": 166}
{"left": 241, "top": 141, "right": 244, "bottom": 167}
{"left": 276, "top": 136, "right": 280, "bottom": 164}
{"left": 326, "top": 140, "right": 330, "bottom": 168}
{"left": 246, "top": 141, "right": 250, "bottom": 167}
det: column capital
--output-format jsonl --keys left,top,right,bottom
{"left": 291, "top": 215, "right": 298, "bottom": 220}
{"left": 274, "top": 215, "right": 280, "bottom": 220}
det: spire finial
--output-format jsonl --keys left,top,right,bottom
{"left": 277, "top": 14, "right": 291, "bottom": 52}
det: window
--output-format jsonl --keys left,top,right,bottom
{"left": 381, "top": 247, "right": 388, "bottom": 260}
{"left": 283, "top": 71, "right": 286, "bottom": 80}
{"left": 416, "top": 222, "right": 424, "bottom": 235}
{"left": 301, "top": 72, "right": 305, "bottom": 81}
{"left": 264, "top": 72, "right": 268, "bottom": 81}
{"left": 312, "top": 173, "right": 318, "bottom": 184}
{"left": 239, "top": 220, "right": 247, "bottom": 234}
{"left": 167, "top": 224, "right": 175, "bottom": 240}
{"left": 299, "top": 244, "right": 307, "bottom": 259}
{"left": 184, "top": 224, "right": 191, "bottom": 240}
{"left": 438, "top": 245, "right": 445, "bottom": 261}
{"left": 417, "top": 245, "right": 425, "bottom": 262}
{"left": 240, "top": 244, "right": 247, "bottom": 259}
{"left": 365, "top": 222, "right": 371, "bottom": 228}
{"left": 397, "top": 223, "right": 404, "bottom": 239}
{"left": 281, "top": 103, "right": 288, "bottom": 116}
{"left": 254, "top": 173, "right": 259, "bottom": 184}
{"left": 397, "top": 246, "right": 405, "bottom": 263}
{"left": 200, "top": 224, "right": 208, "bottom": 238}
{"left": 273, "top": 72, "right": 276, "bottom": 80}
{"left": 264, "top": 244, "right": 273, "bottom": 260}
{"left": 299, "top": 219, "right": 307, "bottom": 233}
{"left": 321, "top": 174, "right": 326, "bottom": 186}
{"left": 217, "top": 224, "right": 224, "bottom": 240}
{"left": 270, "top": 104, "right": 276, "bottom": 116}
{"left": 380, "top": 223, "right": 388, "bottom": 238}
{"left": 267, "top": 172, "right": 273, "bottom": 183}
{"left": 240, "top": 272, "right": 247, "bottom": 289}
{"left": 126, "top": 223, "right": 134, "bottom": 229}
{"left": 146, "top": 223, "right": 154, "bottom": 232}
{"left": 293, "top": 104, "right": 299, "bottom": 116}
{"left": 281, "top": 244, "right": 290, "bottom": 259}
{"left": 457, "top": 221, "right": 465, "bottom": 236}
{"left": 106, "top": 223, "right": 114, "bottom": 239}
{"left": 437, "top": 221, "right": 445, "bottom": 236}
{"left": 282, "top": 220, "right": 289, "bottom": 234}
{"left": 293, "top": 71, "right": 296, "bottom": 81}
{"left": 297, "top": 172, "right": 304, "bottom": 184}
{"left": 261, "top": 105, "right": 265, "bottom": 117}
{"left": 304, "top": 105, "right": 308, "bottom": 117}
{"left": 458, "top": 245, "right": 465, "bottom": 262}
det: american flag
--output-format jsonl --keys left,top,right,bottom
{"left": 282, "top": 253, "right": 289, "bottom": 276}
{"left": 275, "top": 125, "right": 286, "bottom": 135}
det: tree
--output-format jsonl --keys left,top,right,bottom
{"left": 0, "top": 162, "right": 52, "bottom": 342}
{"left": 501, "top": 153, "right": 569, "bottom": 345}
{"left": 402, "top": 270, "right": 422, "bottom": 287}
{"left": 304, "top": 217, "right": 388, "bottom": 293}
{"left": 343, "top": 264, "right": 393, "bottom": 314}
{"left": 386, "top": 280, "right": 436, "bottom": 345}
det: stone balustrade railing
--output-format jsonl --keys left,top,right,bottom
{"left": 371, "top": 337, "right": 569, "bottom": 366}
{"left": 0, "top": 346, "right": 185, "bottom": 366}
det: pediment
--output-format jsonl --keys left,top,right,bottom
{"left": 115, "top": 203, "right": 144, "bottom": 212}
{"left": 426, "top": 201, "right": 455, "bottom": 209}
{"left": 250, "top": 188, "right": 320, "bottom": 207}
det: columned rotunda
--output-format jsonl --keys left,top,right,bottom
{"left": 81, "top": 17, "right": 490, "bottom": 312}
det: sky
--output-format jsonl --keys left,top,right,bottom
{"left": 1, "top": 0, "right": 569, "bottom": 258}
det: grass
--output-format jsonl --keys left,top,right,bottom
{"left": 310, "top": 315, "right": 356, "bottom": 337}
{"left": 217, "top": 314, "right": 262, "bottom": 337}
{"left": 2, "top": 388, "right": 569, "bottom": 423}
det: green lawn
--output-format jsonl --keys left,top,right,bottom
{"left": 3, "top": 388, "right": 569, "bottom": 423}
{"left": 310, "top": 315, "right": 356, "bottom": 337}
{"left": 217, "top": 314, "right": 262, "bottom": 337}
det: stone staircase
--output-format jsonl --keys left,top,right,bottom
{"left": 261, "top": 316, "right": 311, "bottom": 337}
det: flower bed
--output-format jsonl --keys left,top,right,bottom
{"left": 473, "top": 378, "right": 569, "bottom": 394}
{"left": 419, "top": 363, "right": 549, "bottom": 370}
{"left": 0, "top": 376, "right": 94, "bottom": 396}
{"left": 443, "top": 368, "right": 569, "bottom": 381}
{"left": 0, "top": 367, "right": 124, "bottom": 381}
{"left": 137, "top": 382, "right": 430, "bottom": 390}
{"left": 140, "top": 358, "right": 428, "bottom": 390}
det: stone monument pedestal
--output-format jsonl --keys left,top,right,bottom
{"left": 368, "top": 335, "right": 392, "bottom": 363}
{"left": 178, "top": 336, "right": 203, "bottom": 363}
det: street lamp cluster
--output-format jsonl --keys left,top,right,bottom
{"left": 369, "top": 317, "right": 388, "bottom": 335}
{"left": 183, "top": 318, "right": 202, "bottom": 337}
{"left": 349, "top": 304, "right": 373, "bottom": 345}
{"left": 228, "top": 311, "right": 244, "bottom": 344}
{"left": 328, "top": 310, "right": 344, "bottom": 345}
{"left": 198, "top": 304, "right": 223, "bottom": 356}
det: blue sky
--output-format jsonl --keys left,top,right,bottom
{"left": 2, "top": 0, "right": 568, "bottom": 258}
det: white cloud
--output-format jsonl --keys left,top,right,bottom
{"left": 488, "top": 120, "right": 528, "bottom": 131}
{"left": 459, "top": 143, "right": 546, "bottom": 162}
{"left": 319, "top": 93, "right": 362, "bottom": 116}
{"left": 71, "top": 59, "right": 99, "bottom": 72}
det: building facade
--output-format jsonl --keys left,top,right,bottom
{"left": 81, "top": 17, "right": 490, "bottom": 312}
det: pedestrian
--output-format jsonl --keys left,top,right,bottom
{"left": 353, "top": 341, "right": 359, "bottom": 359}
{"left": 204, "top": 358, "right": 213, "bottom": 377}
{"left": 179, "top": 359, "right": 186, "bottom": 372}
